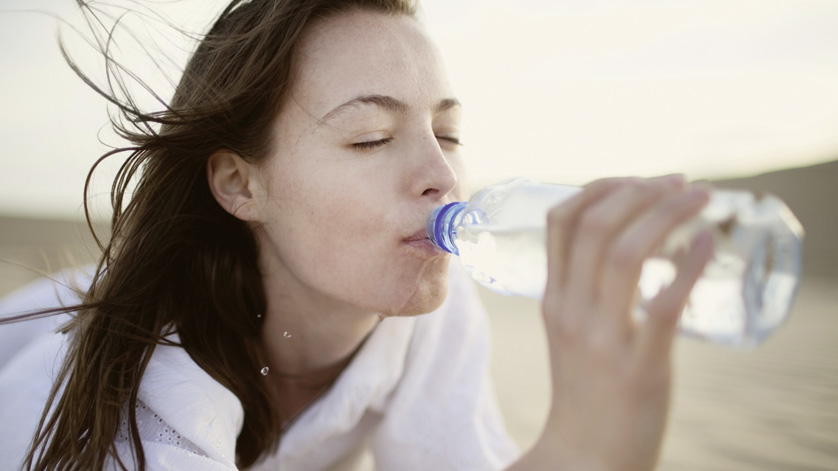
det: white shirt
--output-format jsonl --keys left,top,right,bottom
{"left": 0, "top": 262, "right": 519, "bottom": 470}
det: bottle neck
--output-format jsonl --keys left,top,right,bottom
{"left": 427, "top": 202, "right": 467, "bottom": 255}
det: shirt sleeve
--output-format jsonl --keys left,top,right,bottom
{"left": 0, "top": 267, "right": 91, "bottom": 370}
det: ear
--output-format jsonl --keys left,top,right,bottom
{"left": 207, "top": 150, "right": 262, "bottom": 221}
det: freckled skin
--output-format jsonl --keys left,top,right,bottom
{"left": 252, "top": 10, "right": 468, "bottom": 322}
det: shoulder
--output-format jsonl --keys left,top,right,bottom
{"left": 110, "top": 399, "right": 239, "bottom": 471}
{"left": 0, "top": 267, "right": 91, "bottom": 369}
{"left": 0, "top": 332, "right": 69, "bottom": 469}
{"left": 130, "top": 337, "right": 244, "bottom": 467}
{"left": 0, "top": 329, "right": 244, "bottom": 470}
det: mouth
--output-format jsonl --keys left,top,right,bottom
{"left": 402, "top": 228, "right": 446, "bottom": 256}
{"left": 403, "top": 228, "right": 431, "bottom": 243}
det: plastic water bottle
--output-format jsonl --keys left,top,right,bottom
{"left": 427, "top": 178, "right": 804, "bottom": 347}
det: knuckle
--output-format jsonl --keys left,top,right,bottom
{"left": 579, "top": 210, "right": 609, "bottom": 234}
{"left": 641, "top": 181, "right": 664, "bottom": 197}
{"left": 587, "top": 330, "right": 617, "bottom": 359}
{"left": 607, "top": 238, "right": 643, "bottom": 270}
{"left": 584, "top": 177, "right": 617, "bottom": 190}
{"left": 541, "top": 292, "right": 562, "bottom": 315}
{"left": 654, "top": 196, "right": 681, "bottom": 217}
{"left": 633, "top": 182, "right": 665, "bottom": 204}
{"left": 554, "top": 317, "right": 584, "bottom": 346}
{"left": 542, "top": 297, "right": 584, "bottom": 340}
{"left": 546, "top": 205, "right": 569, "bottom": 227}
{"left": 655, "top": 189, "right": 694, "bottom": 217}
{"left": 555, "top": 318, "right": 583, "bottom": 345}
{"left": 649, "top": 295, "right": 684, "bottom": 320}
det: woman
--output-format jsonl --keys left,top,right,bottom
{"left": 0, "top": 0, "right": 713, "bottom": 469}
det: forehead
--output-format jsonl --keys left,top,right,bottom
{"left": 290, "top": 10, "right": 451, "bottom": 115}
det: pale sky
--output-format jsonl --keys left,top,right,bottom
{"left": 2, "top": 0, "right": 838, "bottom": 219}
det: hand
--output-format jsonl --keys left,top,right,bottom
{"left": 509, "top": 175, "right": 714, "bottom": 471}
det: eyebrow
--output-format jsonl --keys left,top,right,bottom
{"left": 319, "top": 94, "right": 461, "bottom": 122}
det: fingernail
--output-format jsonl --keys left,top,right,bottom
{"left": 687, "top": 186, "right": 711, "bottom": 201}
{"left": 692, "top": 229, "right": 715, "bottom": 255}
{"left": 663, "top": 174, "right": 685, "bottom": 187}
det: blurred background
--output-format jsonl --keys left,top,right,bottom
{"left": 1, "top": 0, "right": 836, "bottom": 469}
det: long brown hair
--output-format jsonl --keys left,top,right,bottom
{"left": 10, "top": 0, "right": 417, "bottom": 469}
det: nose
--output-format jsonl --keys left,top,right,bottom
{"left": 412, "top": 131, "right": 458, "bottom": 201}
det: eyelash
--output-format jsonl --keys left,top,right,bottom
{"left": 438, "top": 136, "right": 462, "bottom": 146}
{"left": 351, "top": 136, "right": 462, "bottom": 150}
{"left": 352, "top": 138, "right": 393, "bottom": 150}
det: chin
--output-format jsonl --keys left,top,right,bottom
{"left": 382, "top": 264, "right": 450, "bottom": 318}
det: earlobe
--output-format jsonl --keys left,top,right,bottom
{"left": 207, "top": 150, "right": 260, "bottom": 221}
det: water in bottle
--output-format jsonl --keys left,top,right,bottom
{"left": 427, "top": 178, "right": 804, "bottom": 347}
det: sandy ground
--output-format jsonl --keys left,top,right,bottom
{"left": 1, "top": 165, "right": 836, "bottom": 471}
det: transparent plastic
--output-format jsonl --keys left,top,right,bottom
{"left": 428, "top": 178, "right": 805, "bottom": 347}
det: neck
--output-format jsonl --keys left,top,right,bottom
{"left": 257, "top": 267, "right": 381, "bottom": 377}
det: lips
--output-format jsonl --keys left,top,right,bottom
{"left": 402, "top": 226, "right": 446, "bottom": 257}
{"left": 403, "top": 228, "right": 430, "bottom": 243}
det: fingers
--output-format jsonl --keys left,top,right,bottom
{"left": 544, "top": 177, "right": 629, "bottom": 292}
{"left": 543, "top": 175, "right": 712, "bottom": 348}
{"left": 543, "top": 178, "right": 633, "bottom": 343}
{"left": 636, "top": 229, "right": 714, "bottom": 360}
{"left": 564, "top": 175, "right": 686, "bottom": 307}
{"left": 598, "top": 186, "right": 711, "bottom": 329}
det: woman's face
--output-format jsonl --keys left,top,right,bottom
{"left": 252, "top": 10, "right": 466, "bottom": 318}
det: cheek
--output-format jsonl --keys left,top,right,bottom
{"left": 266, "top": 202, "right": 450, "bottom": 316}
{"left": 258, "top": 177, "right": 400, "bottom": 307}
{"left": 448, "top": 155, "right": 469, "bottom": 201}
{"left": 257, "top": 150, "right": 452, "bottom": 315}
{"left": 274, "top": 196, "right": 383, "bottom": 282}
{"left": 307, "top": 225, "right": 450, "bottom": 316}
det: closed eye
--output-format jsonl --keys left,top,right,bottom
{"left": 437, "top": 136, "right": 462, "bottom": 146}
{"left": 352, "top": 138, "right": 393, "bottom": 150}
